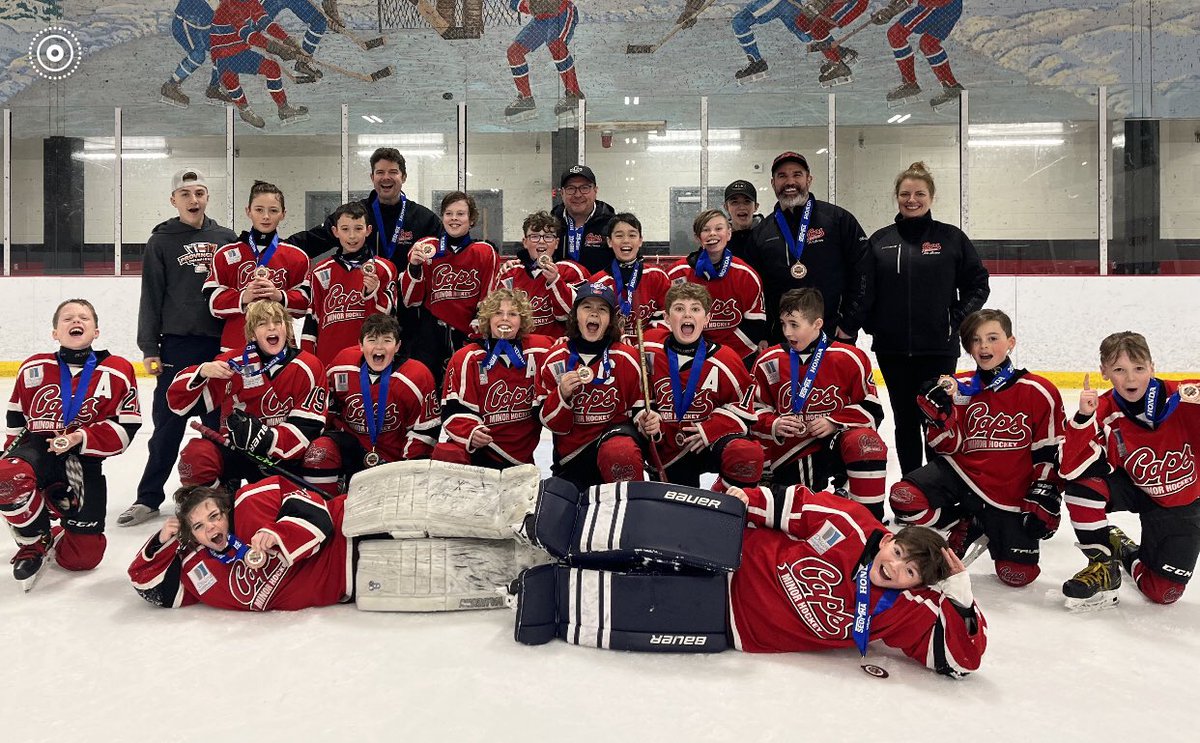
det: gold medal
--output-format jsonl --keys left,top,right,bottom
{"left": 418, "top": 243, "right": 436, "bottom": 260}
{"left": 253, "top": 266, "right": 271, "bottom": 280}
{"left": 361, "top": 260, "right": 376, "bottom": 275}
{"left": 244, "top": 549, "right": 267, "bottom": 569}
{"left": 576, "top": 366, "right": 594, "bottom": 384}
{"left": 790, "top": 262, "right": 808, "bottom": 279}
{"left": 1180, "top": 383, "right": 1200, "bottom": 403}
{"left": 937, "top": 375, "right": 958, "bottom": 393}
{"left": 537, "top": 254, "right": 554, "bottom": 269}
{"left": 51, "top": 435, "right": 72, "bottom": 453}
{"left": 364, "top": 450, "right": 381, "bottom": 467}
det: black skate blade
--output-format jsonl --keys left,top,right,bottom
{"left": 736, "top": 72, "right": 768, "bottom": 86}
{"left": 158, "top": 95, "right": 189, "bottom": 109}
{"left": 368, "top": 66, "right": 395, "bottom": 83}
{"left": 626, "top": 44, "right": 657, "bottom": 54}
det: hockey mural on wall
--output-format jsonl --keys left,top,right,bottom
{"left": 0, "top": 1, "right": 1197, "bottom": 128}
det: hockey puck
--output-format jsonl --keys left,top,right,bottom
{"left": 442, "top": 92, "right": 454, "bottom": 100}
{"left": 860, "top": 663, "right": 889, "bottom": 679}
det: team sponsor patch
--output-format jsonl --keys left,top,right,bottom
{"left": 188, "top": 561, "right": 217, "bottom": 594}
{"left": 223, "top": 247, "right": 241, "bottom": 264}
{"left": 807, "top": 520, "right": 845, "bottom": 555}
{"left": 334, "top": 372, "right": 349, "bottom": 392}
{"left": 762, "top": 358, "right": 780, "bottom": 386}
{"left": 314, "top": 268, "right": 332, "bottom": 290}
{"left": 24, "top": 365, "right": 43, "bottom": 386}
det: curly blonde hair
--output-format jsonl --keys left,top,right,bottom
{"left": 244, "top": 299, "right": 296, "bottom": 346}
{"left": 476, "top": 288, "right": 535, "bottom": 339}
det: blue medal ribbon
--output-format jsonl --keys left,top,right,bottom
{"left": 565, "top": 214, "right": 586, "bottom": 262}
{"left": 483, "top": 339, "right": 526, "bottom": 371}
{"left": 250, "top": 229, "right": 279, "bottom": 268}
{"left": 852, "top": 561, "right": 900, "bottom": 657}
{"left": 774, "top": 196, "right": 814, "bottom": 270}
{"left": 228, "top": 343, "right": 287, "bottom": 377}
{"left": 371, "top": 194, "right": 408, "bottom": 260}
{"left": 360, "top": 361, "right": 392, "bottom": 448}
{"left": 667, "top": 342, "right": 708, "bottom": 422}
{"left": 789, "top": 333, "right": 829, "bottom": 414}
{"left": 1114, "top": 378, "right": 1181, "bottom": 427}
{"left": 568, "top": 341, "right": 611, "bottom": 384}
{"left": 436, "top": 231, "right": 472, "bottom": 259}
{"left": 956, "top": 358, "right": 1015, "bottom": 396}
{"left": 58, "top": 351, "right": 98, "bottom": 427}
{"left": 208, "top": 534, "right": 251, "bottom": 565}
{"left": 694, "top": 249, "right": 732, "bottom": 281}
{"left": 611, "top": 259, "right": 642, "bottom": 317}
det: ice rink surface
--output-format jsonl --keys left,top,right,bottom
{"left": 1, "top": 379, "right": 1197, "bottom": 743}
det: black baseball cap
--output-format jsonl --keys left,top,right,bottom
{"left": 560, "top": 164, "right": 597, "bottom": 188}
{"left": 771, "top": 151, "right": 810, "bottom": 174}
{"left": 724, "top": 180, "right": 757, "bottom": 202}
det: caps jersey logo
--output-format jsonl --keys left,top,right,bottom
{"left": 28, "top": 383, "right": 101, "bottom": 432}
{"left": 230, "top": 552, "right": 288, "bottom": 610}
{"left": 963, "top": 402, "right": 1030, "bottom": 452}
{"left": 1127, "top": 444, "right": 1197, "bottom": 497}
{"left": 777, "top": 384, "right": 844, "bottom": 418}
{"left": 707, "top": 298, "right": 745, "bottom": 331}
{"left": 237, "top": 262, "right": 284, "bottom": 289}
{"left": 776, "top": 556, "right": 851, "bottom": 640}
{"left": 921, "top": 242, "right": 943, "bottom": 255}
{"left": 248, "top": 391, "right": 295, "bottom": 426}
{"left": 573, "top": 385, "right": 620, "bottom": 425}
{"left": 321, "top": 284, "right": 366, "bottom": 326}
{"left": 527, "top": 293, "right": 555, "bottom": 327}
{"left": 651, "top": 377, "right": 717, "bottom": 422}
{"left": 482, "top": 381, "right": 537, "bottom": 425}
{"left": 430, "top": 264, "right": 481, "bottom": 302}
{"left": 343, "top": 394, "right": 402, "bottom": 434}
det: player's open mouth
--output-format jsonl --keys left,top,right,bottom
{"left": 212, "top": 534, "right": 226, "bottom": 548}
{"left": 266, "top": 333, "right": 280, "bottom": 345}
{"left": 586, "top": 320, "right": 600, "bottom": 334}
{"left": 69, "top": 327, "right": 85, "bottom": 337}
{"left": 497, "top": 324, "right": 512, "bottom": 335}
{"left": 681, "top": 322, "right": 696, "bottom": 334}
{"left": 880, "top": 563, "right": 891, "bottom": 581}
{"left": 372, "top": 352, "right": 386, "bottom": 364}
{"left": 704, "top": 238, "right": 721, "bottom": 247}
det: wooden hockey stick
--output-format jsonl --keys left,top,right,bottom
{"left": 412, "top": 0, "right": 453, "bottom": 36}
{"left": 308, "top": 57, "right": 395, "bottom": 83}
{"left": 635, "top": 319, "right": 668, "bottom": 482}
{"left": 302, "top": 0, "right": 385, "bottom": 50}
{"left": 190, "top": 421, "right": 323, "bottom": 494}
{"left": 806, "top": 10, "right": 877, "bottom": 53}
{"left": 626, "top": 0, "right": 718, "bottom": 54}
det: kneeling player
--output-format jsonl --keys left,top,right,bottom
{"left": 889, "top": 310, "right": 1064, "bottom": 588}
{"left": 751, "top": 289, "right": 887, "bottom": 518}
{"left": 540, "top": 283, "right": 644, "bottom": 488}
{"left": 169, "top": 300, "right": 327, "bottom": 489}
{"left": 128, "top": 478, "right": 350, "bottom": 610}
{"left": 1059, "top": 332, "right": 1200, "bottom": 609}
{"left": 637, "top": 282, "right": 763, "bottom": 490}
{"left": 435, "top": 288, "right": 551, "bottom": 469}
{"left": 1, "top": 299, "right": 142, "bottom": 589}
{"left": 304, "top": 314, "right": 440, "bottom": 495}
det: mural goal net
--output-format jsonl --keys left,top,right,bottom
{"left": 377, "top": 0, "right": 522, "bottom": 38}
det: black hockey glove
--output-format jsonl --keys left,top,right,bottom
{"left": 1020, "top": 481, "right": 1061, "bottom": 540}
{"left": 226, "top": 410, "right": 274, "bottom": 458}
{"left": 916, "top": 377, "right": 955, "bottom": 426}
{"left": 871, "top": 0, "right": 910, "bottom": 25}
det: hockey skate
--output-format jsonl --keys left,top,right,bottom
{"left": 117, "top": 503, "right": 159, "bottom": 528}
{"left": 237, "top": 105, "right": 266, "bottom": 129}
{"left": 504, "top": 96, "right": 537, "bottom": 123}
{"left": 1108, "top": 525, "right": 1139, "bottom": 574}
{"left": 838, "top": 46, "right": 860, "bottom": 67}
{"left": 930, "top": 82, "right": 965, "bottom": 109}
{"left": 293, "top": 58, "right": 323, "bottom": 84}
{"left": 886, "top": 82, "right": 922, "bottom": 108}
{"left": 554, "top": 91, "right": 585, "bottom": 118}
{"left": 734, "top": 56, "right": 768, "bottom": 85}
{"left": 1062, "top": 551, "right": 1121, "bottom": 612}
{"left": 11, "top": 533, "right": 53, "bottom": 593}
{"left": 203, "top": 84, "right": 235, "bottom": 106}
{"left": 278, "top": 103, "right": 310, "bottom": 126}
{"left": 159, "top": 79, "right": 189, "bottom": 109}
{"left": 818, "top": 60, "right": 853, "bottom": 88}
{"left": 946, "top": 516, "right": 985, "bottom": 561}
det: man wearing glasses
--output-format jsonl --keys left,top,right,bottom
{"left": 551, "top": 165, "right": 616, "bottom": 275}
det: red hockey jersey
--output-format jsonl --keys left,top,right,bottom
{"left": 442, "top": 336, "right": 551, "bottom": 465}
{"left": 751, "top": 341, "right": 882, "bottom": 469}
{"left": 1060, "top": 380, "right": 1200, "bottom": 508}
{"left": 641, "top": 338, "right": 757, "bottom": 467}
{"left": 592, "top": 260, "right": 673, "bottom": 341}
{"left": 398, "top": 237, "right": 500, "bottom": 335}
{"left": 302, "top": 256, "right": 398, "bottom": 367}
{"left": 167, "top": 347, "right": 326, "bottom": 461}
{"left": 731, "top": 487, "right": 987, "bottom": 677}
{"left": 927, "top": 370, "right": 1064, "bottom": 511}
{"left": 539, "top": 340, "right": 644, "bottom": 462}
{"left": 203, "top": 234, "right": 313, "bottom": 351}
{"left": 496, "top": 257, "right": 589, "bottom": 340}
{"left": 667, "top": 254, "right": 767, "bottom": 362}
{"left": 210, "top": 0, "right": 288, "bottom": 61}
{"left": 128, "top": 477, "right": 351, "bottom": 611}
{"left": 326, "top": 347, "right": 440, "bottom": 462}
{"left": 5, "top": 350, "right": 142, "bottom": 456}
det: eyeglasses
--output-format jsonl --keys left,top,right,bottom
{"left": 525, "top": 233, "right": 558, "bottom": 243}
{"left": 562, "top": 185, "right": 594, "bottom": 195}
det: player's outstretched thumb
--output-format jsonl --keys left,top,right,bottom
{"left": 1083, "top": 373, "right": 1091, "bottom": 390}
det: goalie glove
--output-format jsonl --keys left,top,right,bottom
{"left": 1020, "top": 481, "right": 1061, "bottom": 540}
{"left": 916, "top": 376, "right": 955, "bottom": 427}
{"left": 265, "top": 38, "right": 301, "bottom": 61}
{"left": 226, "top": 410, "right": 274, "bottom": 458}
{"left": 871, "top": 0, "right": 910, "bottom": 25}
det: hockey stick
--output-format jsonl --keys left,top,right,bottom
{"left": 805, "top": 9, "right": 878, "bottom": 53}
{"left": 634, "top": 319, "right": 668, "bottom": 482}
{"left": 412, "top": 0, "right": 453, "bottom": 36}
{"left": 189, "top": 420, "right": 323, "bottom": 495}
{"left": 626, "top": 0, "right": 718, "bottom": 54}
{"left": 2, "top": 428, "right": 29, "bottom": 459}
{"left": 783, "top": 0, "right": 841, "bottom": 29}
{"left": 308, "top": 57, "right": 395, "bottom": 83}
{"left": 301, "top": 0, "right": 386, "bottom": 50}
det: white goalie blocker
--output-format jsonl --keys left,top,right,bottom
{"left": 342, "top": 460, "right": 540, "bottom": 540}
{"left": 356, "top": 538, "right": 549, "bottom": 612}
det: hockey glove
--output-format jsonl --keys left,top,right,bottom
{"left": 916, "top": 377, "right": 955, "bottom": 427}
{"left": 323, "top": 0, "right": 345, "bottom": 30}
{"left": 265, "top": 39, "right": 300, "bottom": 61}
{"left": 226, "top": 410, "right": 274, "bottom": 458}
{"left": 1020, "top": 481, "right": 1061, "bottom": 540}
{"left": 871, "top": 0, "right": 910, "bottom": 25}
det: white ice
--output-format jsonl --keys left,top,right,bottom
{"left": 0, "top": 379, "right": 1196, "bottom": 743}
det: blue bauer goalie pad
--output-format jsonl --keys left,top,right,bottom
{"left": 511, "top": 563, "right": 730, "bottom": 652}
{"left": 528, "top": 478, "right": 747, "bottom": 572}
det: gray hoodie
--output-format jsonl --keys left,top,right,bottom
{"left": 137, "top": 216, "right": 238, "bottom": 357}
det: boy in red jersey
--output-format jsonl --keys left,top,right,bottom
{"left": 1059, "top": 331, "right": 1200, "bottom": 610}
{"left": 1, "top": 299, "right": 142, "bottom": 589}
{"left": 591, "top": 213, "right": 672, "bottom": 342}
{"left": 751, "top": 288, "right": 888, "bottom": 518}
{"left": 302, "top": 201, "right": 398, "bottom": 367}
{"left": 496, "top": 210, "right": 589, "bottom": 340}
{"left": 889, "top": 309, "right": 1065, "bottom": 589}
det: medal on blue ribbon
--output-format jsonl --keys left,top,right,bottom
{"left": 208, "top": 534, "right": 251, "bottom": 565}
{"left": 435, "top": 231, "right": 472, "bottom": 259}
{"left": 1114, "top": 378, "right": 1181, "bottom": 427}
{"left": 611, "top": 259, "right": 642, "bottom": 317}
{"left": 371, "top": 194, "right": 408, "bottom": 260}
{"left": 58, "top": 351, "right": 98, "bottom": 427}
{"left": 775, "top": 196, "right": 814, "bottom": 279}
{"left": 568, "top": 342, "right": 610, "bottom": 385}
{"left": 483, "top": 339, "right": 527, "bottom": 372}
{"left": 955, "top": 358, "right": 1015, "bottom": 396}
{"left": 668, "top": 342, "right": 708, "bottom": 423}
{"left": 228, "top": 343, "right": 287, "bottom": 378}
{"left": 789, "top": 333, "right": 828, "bottom": 415}
{"left": 360, "top": 361, "right": 391, "bottom": 459}
{"left": 694, "top": 249, "right": 732, "bottom": 281}
{"left": 852, "top": 561, "right": 899, "bottom": 657}
{"left": 250, "top": 229, "right": 279, "bottom": 269}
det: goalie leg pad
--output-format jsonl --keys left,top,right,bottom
{"left": 513, "top": 563, "right": 730, "bottom": 652}
{"left": 343, "top": 460, "right": 541, "bottom": 540}
{"left": 356, "top": 537, "right": 550, "bottom": 612}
